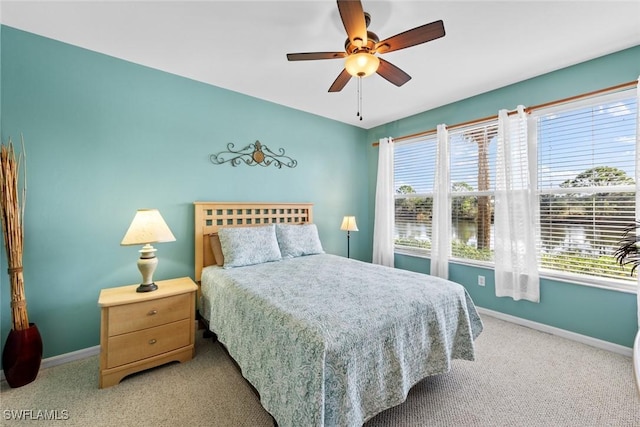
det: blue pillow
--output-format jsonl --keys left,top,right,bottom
{"left": 218, "top": 225, "right": 282, "bottom": 268}
{"left": 275, "top": 223, "right": 324, "bottom": 258}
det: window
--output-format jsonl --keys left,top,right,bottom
{"left": 449, "top": 122, "right": 498, "bottom": 262}
{"left": 390, "top": 88, "right": 637, "bottom": 290}
{"left": 534, "top": 90, "right": 637, "bottom": 288}
{"left": 393, "top": 123, "right": 499, "bottom": 262}
{"left": 394, "top": 136, "right": 436, "bottom": 253}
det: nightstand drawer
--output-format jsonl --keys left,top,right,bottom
{"left": 108, "top": 293, "right": 191, "bottom": 336}
{"left": 106, "top": 318, "right": 191, "bottom": 368}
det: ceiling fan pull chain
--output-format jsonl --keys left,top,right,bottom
{"left": 357, "top": 77, "right": 363, "bottom": 121}
{"left": 356, "top": 77, "right": 361, "bottom": 119}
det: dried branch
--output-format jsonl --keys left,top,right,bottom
{"left": 0, "top": 137, "right": 29, "bottom": 330}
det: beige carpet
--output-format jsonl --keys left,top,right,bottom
{"left": 1, "top": 315, "right": 638, "bottom": 426}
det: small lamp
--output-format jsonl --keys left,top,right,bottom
{"left": 121, "top": 209, "right": 176, "bottom": 292}
{"left": 340, "top": 216, "right": 359, "bottom": 258}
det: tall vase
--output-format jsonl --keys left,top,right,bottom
{"left": 2, "top": 323, "right": 43, "bottom": 388}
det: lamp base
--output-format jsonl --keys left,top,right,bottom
{"left": 136, "top": 244, "right": 158, "bottom": 292}
{"left": 136, "top": 283, "right": 158, "bottom": 293}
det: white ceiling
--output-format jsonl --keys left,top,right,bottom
{"left": 2, "top": 1, "right": 639, "bottom": 129}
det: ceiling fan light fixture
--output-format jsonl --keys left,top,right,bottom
{"left": 345, "top": 52, "right": 379, "bottom": 78}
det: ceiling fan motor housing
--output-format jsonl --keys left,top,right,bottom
{"left": 344, "top": 30, "right": 380, "bottom": 55}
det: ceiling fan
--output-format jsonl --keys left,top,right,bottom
{"left": 286, "top": 0, "right": 446, "bottom": 93}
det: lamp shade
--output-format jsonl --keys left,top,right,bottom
{"left": 121, "top": 209, "right": 176, "bottom": 246}
{"left": 340, "top": 216, "right": 359, "bottom": 232}
{"left": 345, "top": 52, "right": 380, "bottom": 77}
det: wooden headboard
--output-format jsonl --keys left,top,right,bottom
{"left": 193, "top": 202, "right": 314, "bottom": 282}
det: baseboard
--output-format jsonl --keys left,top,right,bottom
{"left": 477, "top": 307, "right": 633, "bottom": 357}
{"left": 1, "top": 345, "right": 100, "bottom": 382}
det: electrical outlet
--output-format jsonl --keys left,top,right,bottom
{"left": 478, "top": 275, "right": 485, "bottom": 286}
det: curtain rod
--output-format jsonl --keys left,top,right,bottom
{"left": 372, "top": 79, "right": 638, "bottom": 146}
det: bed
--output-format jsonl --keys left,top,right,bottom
{"left": 194, "top": 202, "right": 483, "bottom": 426}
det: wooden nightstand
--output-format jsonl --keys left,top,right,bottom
{"left": 98, "top": 277, "right": 197, "bottom": 388}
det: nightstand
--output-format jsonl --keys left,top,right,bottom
{"left": 98, "top": 277, "right": 197, "bottom": 388}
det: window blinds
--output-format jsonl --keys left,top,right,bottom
{"left": 393, "top": 136, "right": 436, "bottom": 252}
{"left": 535, "top": 91, "right": 637, "bottom": 285}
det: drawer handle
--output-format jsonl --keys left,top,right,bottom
{"left": 148, "top": 309, "right": 158, "bottom": 316}
{"left": 149, "top": 339, "right": 157, "bottom": 345}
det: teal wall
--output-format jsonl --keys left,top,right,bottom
{"left": 368, "top": 45, "right": 640, "bottom": 348}
{"left": 1, "top": 24, "right": 637, "bottom": 360}
{"left": 0, "top": 26, "right": 370, "bottom": 359}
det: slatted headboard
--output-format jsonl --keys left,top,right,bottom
{"left": 193, "top": 202, "right": 314, "bottom": 282}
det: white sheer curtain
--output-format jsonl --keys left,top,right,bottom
{"left": 494, "top": 105, "right": 540, "bottom": 302}
{"left": 430, "top": 124, "right": 450, "bottom": 278}
{"left": 634, "top": 77, "right": 640, "bottom": 390}
{"left": 373, "top": 137, "right": 394, "bottom": 267}
{"left": 635, "top": 77, "right": 640, "bottom": 330}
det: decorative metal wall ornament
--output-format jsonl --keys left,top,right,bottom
{"left": 210, "top": 141, "right": 297, "bottom": 169}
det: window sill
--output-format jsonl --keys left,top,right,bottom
{"left": 393, "top": 250, "right": 638, "bottom": 295}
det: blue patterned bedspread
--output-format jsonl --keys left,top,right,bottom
{"left": 201, "top": 254, "right": 483, "bottom": 426}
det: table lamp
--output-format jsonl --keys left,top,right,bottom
{"left": 340, "top": 216, "right": 358, "bottom": 258}
{"left": 121, "top": 209, "right": 176, "bottom": 292}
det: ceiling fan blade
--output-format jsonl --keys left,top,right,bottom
{"left": 287, "top": 52, "right": 347, "bottom": 61}
{"left": 328, "top": 69, "right": 352, "bottom": 92}
{"left": 376, "top": 20, "right": 445, "bottom": 54}
{"left": 337, "top": 0, "right": 367, "bottom": 47}
{"left": 376, "top": 58, "right": 411, "bottom": 87}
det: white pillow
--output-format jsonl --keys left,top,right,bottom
{"left": 275, "top": 223, "right": 324, "bottom": 258}
{"left": 218, "top": 225, "right": 281, "bottom": 268}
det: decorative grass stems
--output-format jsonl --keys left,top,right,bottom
{"left": 0, "top": 136, "right": 29, "bottom": 331}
